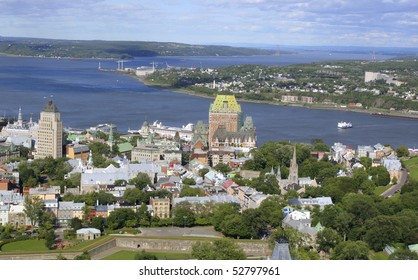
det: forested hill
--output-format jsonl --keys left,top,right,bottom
{"left": 0, "top": 37, "right": 275, "bottom": 59}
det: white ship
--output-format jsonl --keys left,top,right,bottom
{"left": 337, "top": 121, "right": 353, "bottom": 129}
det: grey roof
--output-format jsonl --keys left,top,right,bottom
{"left": 0, "top": 204, "right": 11, "bottom": 211}
{"left": 95, "top": 205, "right": 108, "bottom": 212}
{"left": 213, "top": 126, "right": 256, "bottom": 142}
{"left": 72, "top": 145, "right": 90, "bottom": 154}
{"left": 288, "top": 197, "right": 333, "bottom": 206}
{"left": 173, "top": 195, "right": 239, "bottom": 206}
{"left": 42, "top": 100, "right": 60, "bottom": 113}
{"left": 271, "top": 241, "right": 292, "bottom": 260}
{"left": 59, "top": 201, "right": 85, "bottom": 210}
{"left": 76, "top": 228, "right": 101, "bottom": 234}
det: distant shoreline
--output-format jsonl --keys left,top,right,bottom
{"left": 126, "top": 73, "right": 418, "bottom": 121}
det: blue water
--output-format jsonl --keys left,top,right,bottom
{"left": 1, "top": 53, "right": 417, "bottom": 149}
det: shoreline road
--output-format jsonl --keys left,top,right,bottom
{"left": 381, "top": 168, "right": 408, "bottom": 198}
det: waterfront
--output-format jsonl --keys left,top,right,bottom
{"left": 1, "top": 54, "right": 417, "bottom": 148}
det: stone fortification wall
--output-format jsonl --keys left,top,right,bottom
{"left": 116, "top": 238, "right": 271, "bottom": 257}
{"left": 88, "top": 239, "right": 117, "bottom": 257}
{"left": 0, "top": 252, "right": 79, "bottom": 260}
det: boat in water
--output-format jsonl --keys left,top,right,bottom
{"left": 337, "top": 121, "right": 353, "bottom": 129}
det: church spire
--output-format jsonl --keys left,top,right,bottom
{"left": 288, "top": 145, "right": 298, "bottom": 185}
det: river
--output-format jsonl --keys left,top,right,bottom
{"left": 0, "top": 53, "right": 417, "bottom": 148}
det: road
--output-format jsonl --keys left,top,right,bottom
{"left": 381, "top": 168, "right": 408, "bottom": 198}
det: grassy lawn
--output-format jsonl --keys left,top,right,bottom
{"left": 1, "top": 239, "right": 48, "bottom": 252}
{"left": 370, "top": 251, "right": 390, "bottom": 260}
{"left": 403, "top": 156, "right": 418, "bottom": 182}
{"left": 102, "top": 250, "right": 192, "bottom": 260}
{"left": 374, "top": 185, "right": 390, "bottom": 195}
{"left": 62, "top": 235, "right": 114, "bottom": 252}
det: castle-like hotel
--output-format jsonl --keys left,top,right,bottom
{"left": 190, "top": 95, "right": 257, "bottom": 166}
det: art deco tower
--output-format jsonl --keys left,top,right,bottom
{"left": 35, "top": 100, "right": 63, "bottom": 159}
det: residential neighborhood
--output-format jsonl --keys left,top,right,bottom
{"left": 0, "top": 96, "right": 417, "bottom": 261}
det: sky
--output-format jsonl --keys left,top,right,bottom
{"left": 0, "top": 0, "right": 417, "bottom": 47}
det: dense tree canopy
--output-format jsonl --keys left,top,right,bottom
{"left": 191, "top": 239, "right": 246, "bottom": 260}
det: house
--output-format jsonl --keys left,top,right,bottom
{"left": 0, "top": 204, "right": 10, "bottom": 226}
{"left": 173, "top": 195, "right": 239, "bottom": 207}
{"left": 0, "top": 179, "right": 14, "bottom": 191}
{"left": 57, "top": 201, "right": 85, "bottom": 225}
{"left": 288, "top": 197, "right": 333, "bottom": 210}
{"left": 28, "top": 186, "right": 60, "bottom": 201}
{"left": 381, "top": 154, "right": 402, "bottom": 181}
{"left": 0, "top": 190, "right": 24, "bottom": 205}
{"left": 282, "top": 210, "right": 317, "bottom": 237}
{"left": 66, "top": 144, "right": 90, "bottom": 162}
{"left": 95, "top": 205, "right": 109, "bottom": 218}
{"left": 223, "top": 179, "right": 239, "bottom": 196}
{"left": 8, "top": 205, "right": 29, "bottom": 228}
{"left": 149, "top": 197, "right": 171, "bottom": 219}
{"left": 76, "top": 228, "right": 101, "bottom": 240}
{"left": 408, "top": 244, "right": 418, "bottom": 253}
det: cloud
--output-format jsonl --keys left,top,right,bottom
{"left": 0, "top": 0, "right": 417, "bottom": 47}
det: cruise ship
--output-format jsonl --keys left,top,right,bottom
{"left": 337, "top": 121, "right": 353, "bottom": 129}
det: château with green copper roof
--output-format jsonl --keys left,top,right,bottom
{"left": 209, "top": 95, "right": 241, "bottom": 113}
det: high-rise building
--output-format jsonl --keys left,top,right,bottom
{"left": 35, "top": 100, "right": 63, "bottom": 159}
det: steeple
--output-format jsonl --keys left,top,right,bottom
{"left": 276, "top": 165, "right": 281, "bottom": 180}
{"left": 288, "top": 146, "right": 298, "bottom": 185}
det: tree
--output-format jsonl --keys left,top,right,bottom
{"left": 359, "top": 157, "right": 372, "bottom": 170}
{"left": 74, "top": 251, "right": 91, "bottom": 260}
{"left": 129, "top": 172, "right": 152, "bottom": 189}
{"left": 23, "top": 196, "right": 44, "bottom": 229}
{"left": 389, "top": 248, "right": 418, "bottom": 260}
{"left": 396, "top": 145, "right": 409, "bottom": 157}
{"left": 90, "top": 216, "right": 106, "bottom": 232}
{"left": 182, "top": 178, "right": 196, "bottom": 185}
{"left": 311, "top": 138, "right": 330, "bottom": 152}
{"left": 251, "top": 174, "right": 280, "bottom": 195}
{"left": 179, "top": 186, "right": 205, "bottom": 197}
{"left": 211, "top": 203, "right": 240, "bottom": 231}
{"left": 172, "top": 202, "right": 195, "bottom": 227}
{"left": 121, "top": 188, "right": 147, "bottom": 204}
{"left": 191, "top": 239, "right": 246, "bottom": 260}
{"left": 198, "top": 168, "right": 210, "bottom": 178}
{"left": 331, "top": 241, "right": 369, "bottom": 260}
{"left": 70, "top": 218, "right": 83, "bottom": 230}
{"left": 45, "top": 229, "right": 56, "bottom": 250}
{"left": 107, "top": 208, "right": 136, "bottom": 229}
{"left": 134, "top": 250, "right": 158, "bottom": 260}
{"left": 369, "top": 166, "right": 390, "bottom": 186}
{"left": 316, "top": 228, "right": 343, "bottom": 253}
{"left": 364, "top": 215, "right": 402, "bottom": 251}
{"left": 213, "top": 163, "right": 231, "bottom": 174}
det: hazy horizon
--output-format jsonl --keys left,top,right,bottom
{"left": 1, "top": 1, "right": 417, "bottom": 48}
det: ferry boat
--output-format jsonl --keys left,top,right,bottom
{"left": 337, "top": 121, "right": 353, "bottom": 129}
